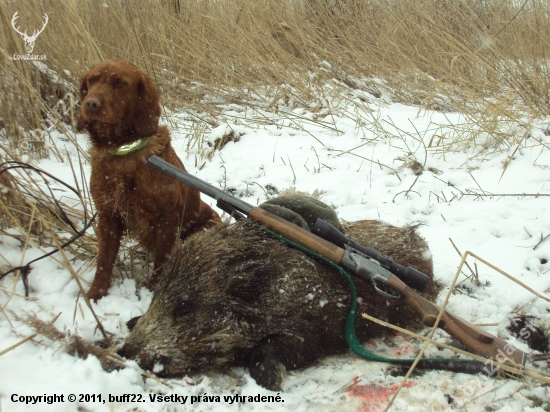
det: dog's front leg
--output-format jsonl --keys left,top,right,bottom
{"left": 148, "top": 217, "right": 179, "bottom": 288}
{"left": 88, "top": 212, "right": 124, "bottom": 301}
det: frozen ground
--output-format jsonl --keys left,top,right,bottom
{"left": 1, "top": 85, "right": 550, "bottom": 411}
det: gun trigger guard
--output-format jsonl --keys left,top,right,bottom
{"left": 371, "top": 280, "right": 401, "bottom": 300}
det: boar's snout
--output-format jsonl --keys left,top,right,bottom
{"left": 118, "top": 340, "right": 178, "bottom": 377}
{"left": 118, "top": 343, "right": 155, "bottom": 371}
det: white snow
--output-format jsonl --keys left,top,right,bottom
{"left": 1, "top": 83, "right": 550, "bottom": 411}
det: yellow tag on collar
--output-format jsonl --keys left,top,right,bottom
{"left": 110, "top": 137, "right": 151, "bottom": 156}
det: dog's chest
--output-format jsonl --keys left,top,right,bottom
{"left": 99, "top": 175, "right": 134, "bottom": 209}
{"left": 112, "top": 176, "right": 137, "bottom": 212}
{"left": 91, "top": 160, "right": 149, "bottom": 218}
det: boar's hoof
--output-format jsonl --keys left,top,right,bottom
{"left": 249, "top": 342, "right": 284, "bottom": 390}
{"left": 249, "top": 334, "right": 317, "bottom": 391}
{"left": 118, "top": 219, "right": 436, "bottom": 390}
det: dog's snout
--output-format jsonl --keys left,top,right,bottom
{"left": 85, "top": 97, "right": 101, "bottom": 112}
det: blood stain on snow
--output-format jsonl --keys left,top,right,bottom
{"left": 393, "top": 342, "right": 415, "bottom": 357}
{"left": 346, "top": 377, "right": 417, "bottom": 412}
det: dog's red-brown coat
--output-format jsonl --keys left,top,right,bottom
{"left": 77, "top": 59, "right": 221, "bottom": 301}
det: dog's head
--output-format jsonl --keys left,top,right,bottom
{"left": 77, "top": 59, "right": 161, "bottom": 142}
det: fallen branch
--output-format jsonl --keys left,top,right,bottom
{"left": 9, "top": 312, "right": 174, "bottom": 388}
{"left": 533, "top": 233, "right": 550, "bottom": 251}
{"left": 11, "top": 311, "right": 120, "bottom": 372}
{"left": 0, "top": 313, "right": 60, "bottom": 357}
{"left": 433, "top": 176, "right": 550, "bottom": 199}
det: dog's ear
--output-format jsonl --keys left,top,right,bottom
{"left": 133, "top": 75, "right": 161, "bottom": 137}
{"left": 76, "top": 116, "right": 87, "bottom": 131}
{"left": 78, "top": 75, "right": 88, "bottom": 102}
{"left": 76, "top": 75, "right": 88, "bottom": 131}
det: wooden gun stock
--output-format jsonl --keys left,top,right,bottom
{"left": 146, "top": 156, "right": 527, "bottom": 367}
{"left": 386, "top": 276, "right": 525, "bottom": 365}
{"left": 249, "top": 207, "right": 526, "bottom": 366}
{"left": 248, "top": 207, "right": 345, "bottom": 261}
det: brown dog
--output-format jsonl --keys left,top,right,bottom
{"left": 77, "top": 59, "right": 221, "bottom": 301}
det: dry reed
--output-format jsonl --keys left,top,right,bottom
{"left": 0, "top": 0, "right": 548, "bottom": 292}
{"left": 0, "top": 0, "right": 549, "bottom": 157}
{"left": 0, "top": 2, "right": 549, "bottom": 397}
{"left": 0, "top": 0, "right": 548, "bottom": 325}
{"left": 0, "top": 0, "right": 550, "bottom": 330}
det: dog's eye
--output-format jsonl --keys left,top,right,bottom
{"left": 115, "top": 81, "right": 127, "bottom": 88}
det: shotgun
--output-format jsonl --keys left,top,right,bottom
{"left": 147, "top": 155, "right": 526, "bottom": 366}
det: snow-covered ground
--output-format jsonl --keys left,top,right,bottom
{"left": 1, "top": 85, "right": 550, "bottom": 411}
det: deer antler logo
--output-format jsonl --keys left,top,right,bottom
{"left": 11, "top": 11, "right": 49, "bottom": 54}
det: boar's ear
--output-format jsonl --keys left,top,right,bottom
{"left": 126, "top": 316, "right": 141, "bottom": 331}
{"left": 172, "top": 297, "right": 195, "bottom": 318}
{"left": 227, "top": 261, "right": 271, "bottom": 303}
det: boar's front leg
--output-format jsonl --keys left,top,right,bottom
{"left": 248, "top": 334, "right": 317, "bottom": 391}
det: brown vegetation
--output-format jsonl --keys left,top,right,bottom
{"left": 0, "top": 0, "right": 549, "bottom": 157}
{"left": 0, "top": 0, "right": 548, "bottom": 308}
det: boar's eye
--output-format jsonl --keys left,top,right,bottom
{"left": 173, "top": 299, "right": 194, "bottom": 318}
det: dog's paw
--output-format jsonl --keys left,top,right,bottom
{"left": 87, "top": 286, "right": 107, "bottom": 302}
{"left": 87, "top": 275, "right": 110, "bottom": 302}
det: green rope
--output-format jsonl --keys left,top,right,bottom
{"left": 257, "top": 224, "right": 463, "bottom": 364}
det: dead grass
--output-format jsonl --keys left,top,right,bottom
{"left": 1, "top": 0, "right": 550, "bottom": 293}
{"left": 0, "top": 147, "right": 153, "bottom": 296}
{"left": 0, "top": 3, "right": 549, "bottom": 389}
{"left": 0, "top": 0, "right": 549, "bottom": 151}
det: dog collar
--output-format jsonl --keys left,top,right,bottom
{"left": 109, "top": 137, "right": 151, "bottom": 156}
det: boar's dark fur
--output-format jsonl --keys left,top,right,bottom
{"left": 118, "top": 219, "right": 436, "bottom": 390}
